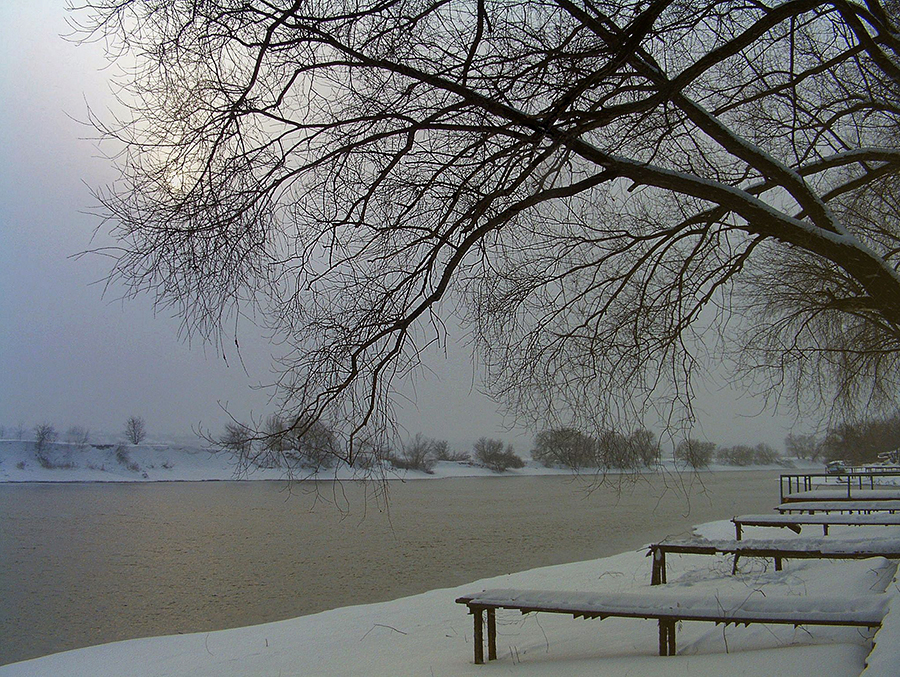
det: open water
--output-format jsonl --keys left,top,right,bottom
{"left": 0, "top": 471, "right": 783, "bottom": 665}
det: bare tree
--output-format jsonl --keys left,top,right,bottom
{"left": 819, "top": 414, "right": 900, "bottom": 464}
{"left": 474, "top": 438, "right": 524, "bottom": 472}
{"left": 33, "top": 423, "right": 58, "bottom": 468}
{"left": 531, "top": 428, "right": 599, "bottom": 469}
{"left": 785, "top": 433, "right": 822, "bottom": 461}
{"left": 390, "top": 432, "right": 437, "bottom": 473}
{"left": 220, "top": 421, "right": 253, "bottom": 455}
{"left": 33, "top": 423, "right": 58, "bottom": 453}
{"left": 230, "top": 413, "right": 339, "bottom": 472}
{"left": 675, "top": 439, "right": 717, "bottom": 469}
{"left": 124, "top": 416, "right": 146, "bottom": 445}
{"left": 65, "top": 425, "right": 91, "bottom": 450}
{"left": 75, "top": 1, "right": 900, "bottom": 460}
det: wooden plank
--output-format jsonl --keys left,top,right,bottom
{"left": 784, "top": 489, "right": 900, "bottom": 503}
{"left": 456, "top": 590, "right": 887, "bottom": 626}
{"left": 776, "top": 500, "right": 900, "bottom": 514}
{"left": 732, "top": 513, "right": 900, "bottom": 540}
{"left": 457, "top": 589, "right": 887, "bottom": 663}
{"left": 647, "top": 537, "right": 900, "bottom": 583}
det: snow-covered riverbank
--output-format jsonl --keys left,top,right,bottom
{"left": 0, "top": 439, "right": 814, "bottom": 483}
{"left": 2, "top": 518, "right": 897, "bottom": 676}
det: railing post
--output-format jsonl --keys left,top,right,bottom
{"left": 473, "top": 606, "right": 484, "bottom": 664}
{"left": 651, "top": 548, "right": 666, "bottom": 585}
{"left": 487, "top": 608, "right": 497, "bottom": 661}
{"left": 658, "top": 619, "right": 676, "bottom": 656}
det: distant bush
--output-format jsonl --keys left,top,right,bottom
{"left": 784, "top": 433, "right": 821, "bottom": 461}
{"left": 716, "top": 445, "right": 753, "bottom": 466}
{"left": 531, "top": 428, "right": 598, "bottom": 469}
{"left": 389, "top": 433, "right": 438, "bottom": 473}
{"left": 431, "top": 440, "right": 470, "bottom": 463}
{"left": 532, "top": 427, "right": 659, "bottom": 470}
{"left": 115, "top": 445, "right": 142, "bottom": 473}
{"left": 717, "top": 443, "right": 781, "bottom": 466}
{"left": 819, "top": 415, "right": 900, "bottom": 465}
{"left": 219, "top": 422, "right": 253, "bottom": 455}
{"left": 675, "top": 438, "right": 716, "bottom": 468}
{"left": 628, "top": 429, "right": 661, "bottom": 468}
{"left": 597, "top": 429, "right": 640, "bottom": 469}
{"left": 474, "top": 438, "right": 525, "bottom": 472}
{"left": 251, "top": 414, "right": 339, "bottom": 470}
{"left": 33, "top": 424, "right": 58, "bottom": 468}
{"left": 65, "top": 426, "right": 91, "bottom": 450}
{"left": 753, "top": 443, "right": 779, "bottom": 465}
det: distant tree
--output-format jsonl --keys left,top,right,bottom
{"left": 597, "top": 429, "right": 641, "bottom": 469}
{"left": 716, "top": 445, "right": 756, "bottom": 466}
{"left": 431, "top": 440, "right": 470, "bottom": 463}
{"left": 124, "top": 416, "right": 147, "bottom": 445}
{"left": 753, "top": 443, "right": 780, "bottom": 465}
{"left": 233, "top": 413, "right": 340, "bottom": 471}
{"left": 716, "top": 443, "right": 778, "bottom": 466}
{"left": 531, "top": 429, "right": 598, "bottom": 469}
{"left": 675, "top": 439, "right": 716, "bottom": 469}
{"left": 33, "top": 424, "right": 58, "bottom": 468}
{"left": 820, "top": 415, "right": 900, "bottom": 465}
{"left": 295, "top": 419, "right": 339, "bottom": 470}
{"left": 219, "top": 422, "right": 253, "bottom": 455}
{"left": 628, "top": 429, "right": 660, "bottom": 468}
{"left": 65, "top": 425, "right": 91, "bottom": 450}
{"left": 474, "top": 438, "right": 525, "bottom": 472}
{"left": 390, "top": 433, "right": 436, "bottom": 473}
{"left": 33, "top": 424, "right": 57, "bottom": 453}
{"left": 351, "top": 433, "right": 392, "bottom": 472}
{"left": 785, "top": 433, "right": 822, "bottom": 461}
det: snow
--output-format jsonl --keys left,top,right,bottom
{"left": 657, "top": 534, "right": 900, "bottom": 555}
{"left": 457, "top": 588, "right": 888, "bottom": 624}
{"left": 2, "top": 519, "right": 898, "bottom": 677}
{"left": 0, "top": 439, "right": 817, "bottom": 483}
{"left": 3, "top": 442, "right": 897, "bottom": 676}
{"left": 862, "top": 568, "right": 900, "bottom": 677}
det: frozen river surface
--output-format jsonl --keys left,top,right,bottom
{"left": 0, "top": 471, "right": 783, "bottom": 665}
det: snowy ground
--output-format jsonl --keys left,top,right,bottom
{"left": 0, "top": 439, "right": 815, "bottom": 483}
{"left": 1, "top": 519, "right": 897, "bottom": 676}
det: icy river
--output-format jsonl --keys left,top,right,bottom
{"left": 0, "top": 471, "right": 783, "bottom": 665}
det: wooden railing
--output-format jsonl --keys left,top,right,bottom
{"left": 780, "top": 469, "right": 900, "bottom": 502}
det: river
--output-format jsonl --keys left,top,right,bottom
{"left": 0, "top": 471, "right": 782, "bottom": 666}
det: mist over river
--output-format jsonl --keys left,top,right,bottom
{"left": 0, "top": 472, "right": 782, "bottom": 665}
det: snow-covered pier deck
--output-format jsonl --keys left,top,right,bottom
{"left": 648, "top": 536, "right": 900, "bottom": 584}
{"left": 455, "top": 588, "right": 887, "bottom": 663}
{"left": 732, "top": 513, "right": 900, "bottom": 539}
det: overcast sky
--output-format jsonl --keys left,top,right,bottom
{"left": 0, "top": 0, "right": 798, "bottom": 451}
